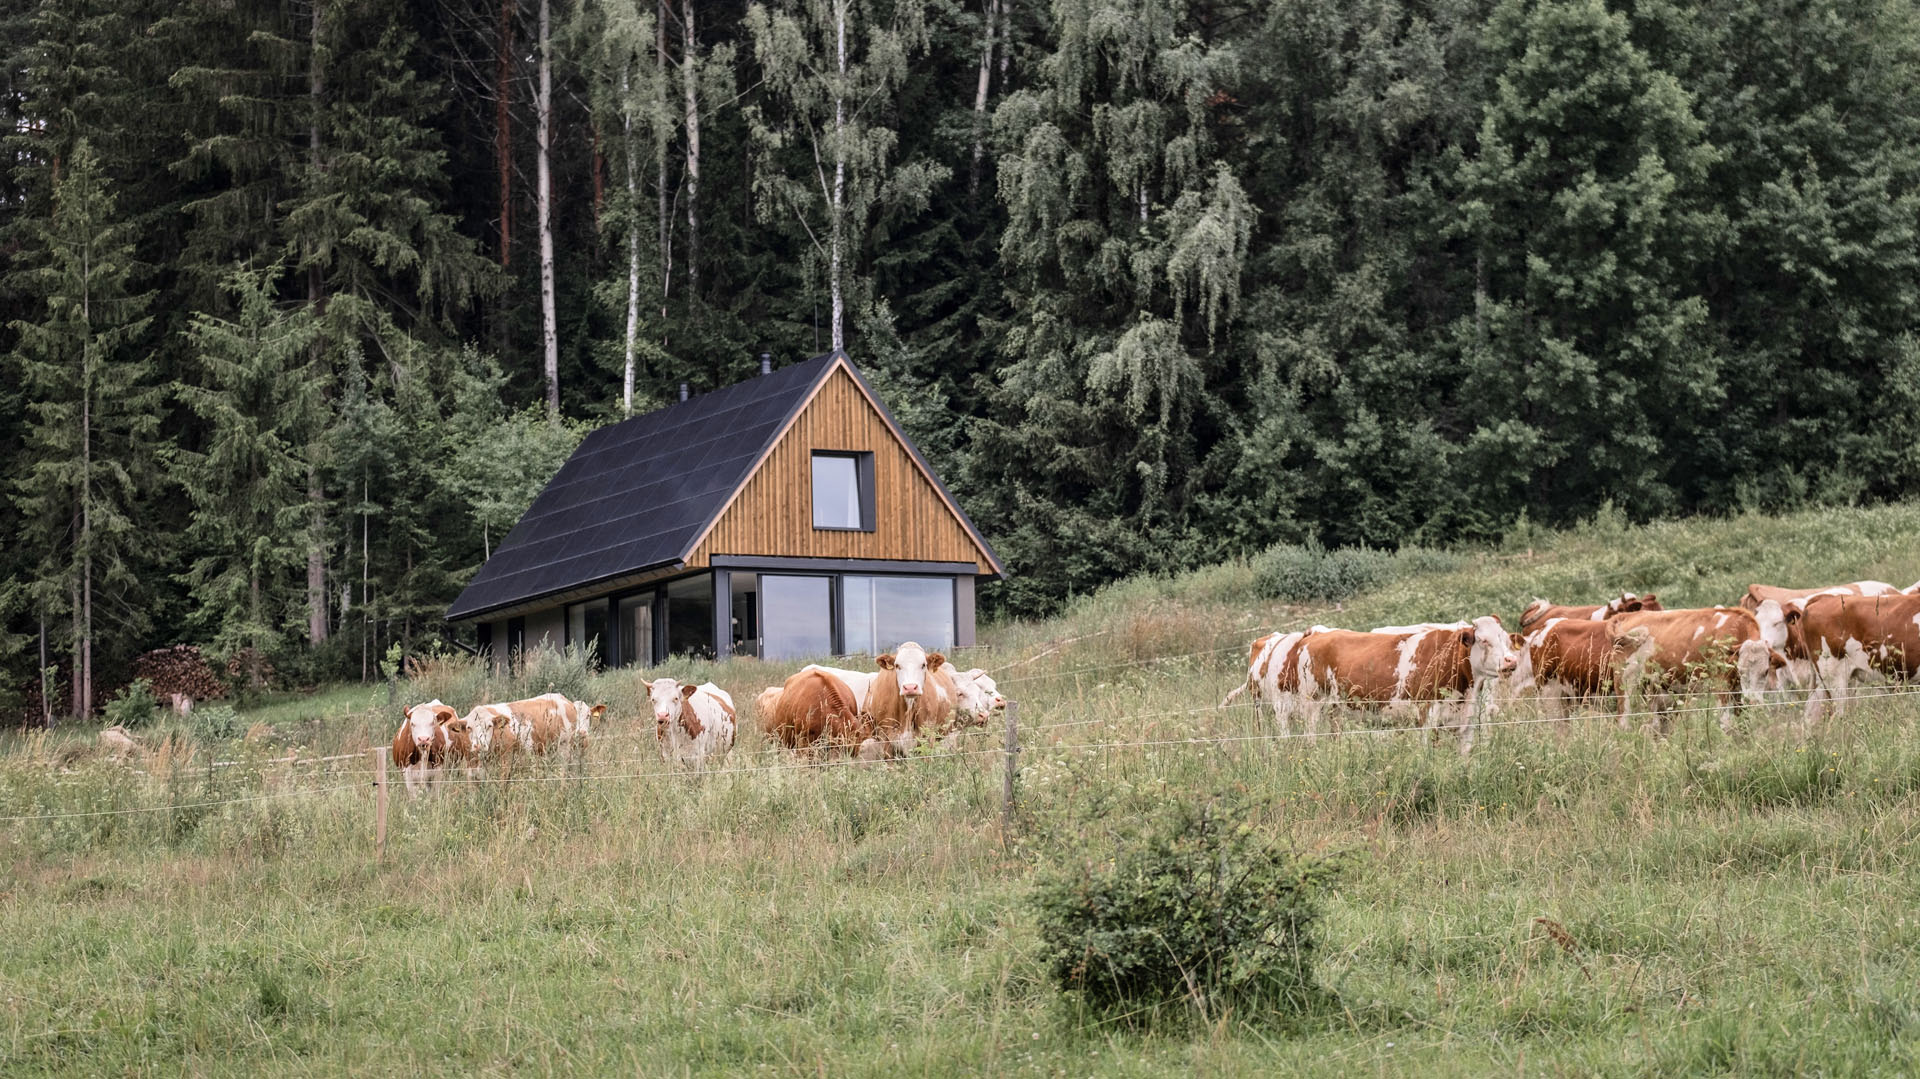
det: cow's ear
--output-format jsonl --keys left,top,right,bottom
{"left": 1458, "top": 628, "right": 1476, "bottom": 648}
{"left": 1785, "top": 608, "right": 1803, "bottom": 625}
{"left": 927, "top": 652, "right": 946, "bottom": 671}
{"left": 876, "top": 654, "right": 897, "bottom": 670}
{"left": 680, "top": 683, "right": 698, "bottom": 699}
{"left": 434, "top": 705, "right": 456, "bottom": 724}
{"left": 591, "top": 704, "right": 606, "bottom": 718}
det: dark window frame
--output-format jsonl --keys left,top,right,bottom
{"left": 810, "top": 451, "right": 876, "bottom": 532}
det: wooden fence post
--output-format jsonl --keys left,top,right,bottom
{"left": 1001, "top": 699, "right": 1020, "bottom": 841}
{"left": 373, "top": 746, "right": 389, "bottom": 863}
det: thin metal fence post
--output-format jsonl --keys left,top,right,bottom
{"left": 373, "top": 746, "right": 389, "bottom": 863}
{"left": 1001, "top": 699, "right": 1020, "bottom": 841}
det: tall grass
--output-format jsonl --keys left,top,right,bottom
{"left": 6, "top": 502, "right": 1920, "bottom": 1073}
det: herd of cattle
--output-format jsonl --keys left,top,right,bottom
{"left": 390, "top": 643, "right": 1007, "bottom": 794}
{"left": 1226, "top": 578, "right": 1920, "bottom": 754}
{"left": 388, "top": 576, "right": 1920, "bottom": 789}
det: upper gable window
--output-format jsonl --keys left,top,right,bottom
{"left": 812, "top": 452, "right": 874, "bottom": 531}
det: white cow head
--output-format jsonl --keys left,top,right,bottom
{"left": 646, "top": 678, "right": 698, "bottom": 743}
{"left": 949, "top": 668, "right": 1005, "bottom": 724}
{"left": 1465, "top": 616, "right": 1518, "bottom": 679}
{"left": 459, "top": 706, "right": 496, "bottom": 754}
{"left": 1737, "top": 639, "right": 1787, "bottom": 703}
{"left": 877, "top": 642, "right": 944, "bottom": 699}
{"left": 1751, "top": 599, "right": 1788, "bottom": 651}
{"left": 404, "top": 700, "right": 455, "bottom": 750}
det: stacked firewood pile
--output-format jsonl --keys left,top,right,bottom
{"left": 131, "top": 645, "right": 229, "bottom": 706}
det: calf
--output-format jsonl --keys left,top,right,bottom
{"left": 392, "top": 699, "right": 456, "bottom": 795}
{"left": 1518, "top": 593, "right": 1660, "bottom": 632}
{"left": 647, "top": 678, "right": 736, "bottom": 768}
{"left": 459, "top": 694, "right": 602, "bottom": 759}
{"left": 1783, "top": 592, "right": 1920, "bottom": 726}
{"left": 1608, "top": 606, "right": 1782, "bottom": 734}
{"left": 1527, "top": 619, "right": 1625, "bottom": 724}
{"left": 1293, "top": 617, "right": 1515, "bottom": 755}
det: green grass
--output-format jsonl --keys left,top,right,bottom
{"left": 5, "top": 503, "right": 1920, "bottom": 1074}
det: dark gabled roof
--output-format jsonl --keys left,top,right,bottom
{"left": 446, "top": 352, "right": 838, "bottom": 621}
{"left": 446, "top": 350, "right": 1004, "bottom": 622}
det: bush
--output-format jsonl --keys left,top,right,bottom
{"left": 1031, "top": 796, "right": 1339, "bottom": 1023}
{"left": 1250, "top": 540, "right": 1461, "bottom": 603}
{"left": 1252, "top": 540, "right": 1392, "bottom": 602}
{"left": 102, "top": 679, "right": 160, "bottom": 728}
{"left": 190, "top": 704, "right": 242, "bottom": 743}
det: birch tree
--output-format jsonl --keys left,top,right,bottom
{"left": 745, "top": 0, "right": 949, "bottom": 351}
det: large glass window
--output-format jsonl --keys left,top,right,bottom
{"left": 618, "top": 593, "right": 654, "bottom": 667}
{"left": 566, "top": 601, "right": 607, "bottom": 662}
{"left": 842, "top": 576, "right": 955, "bottom": 655}
{"left": 665, "top": 574, "right": 715, "bottom": 659}
{"left": 811, "top": 453, "right": 867, "bottom": 529}
{"left": 729, "top": 573, "right": 761, "bottom": 658}
{"left": 761, "top": 575, "right": 833, "bottom": 660}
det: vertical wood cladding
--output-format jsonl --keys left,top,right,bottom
{"left": 690, "top": 365, "right": 992, "bottom": 571}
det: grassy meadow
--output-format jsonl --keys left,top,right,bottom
{"left": 6, "top": 504, "right": 1920, "bottom": 1074}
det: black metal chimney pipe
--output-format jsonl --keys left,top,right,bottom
{"left": 758, "top": 351, "right": 772, "bottom": 376}
{"left": 679, "top": 382, "right": 689, "bottom": 403}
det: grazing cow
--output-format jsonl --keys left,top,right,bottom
{"left": 1607, "top": 606, "right": 1783, "bottom": 733}
{"left": 1518, "top": 593, "right": 1661, "bottom": 632}
{"left": 1292, "top": 617, "right": 1516, "bottom": 755}
{"left": 392, "top": 699, "right": 456, "bottom": 795}
{"left": 460, "top": 694, "right": 601, "bottom": 759}
{"left": 647, "top": 678, "right": 736, "bottom": 768}
{"left": 761, "top": 667, "right": 867, "bottom": 753}
{"left": 1526, "top": 619, "right": 1626, "bottom": 723}
{"left": 863, "top": 642, "right": 951, "bottom": 759}
{"left": 933, "top": 667, "right": 1006, "bottom": 748}
{"left": 1782, "top": 592, "right": 1920, "bottom": 726}
{"left": 1741, "top": 582, "right": 1900, "bottom": 688}
{"left": 1219, "top": 628, "right": 1329, "bottom": 720}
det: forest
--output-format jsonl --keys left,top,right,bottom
{"left": 4, "top": 0, "right": 1920, "bottom": 718}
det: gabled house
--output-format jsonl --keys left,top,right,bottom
{"left": 446, "top": 350, "right": 1005, "bottom": 665}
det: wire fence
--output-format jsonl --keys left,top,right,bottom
{"left": 8, "top": 647, "right": 1920, "bottom": 829}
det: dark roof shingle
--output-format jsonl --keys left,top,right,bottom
{"left": 445, "top": 352, "right": 839, "bottom": 620}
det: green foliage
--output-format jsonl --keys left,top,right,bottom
{"left": 189, "top": 703, "right": 241, "bottom": 742}
{"left": 101, "top": 677, "right": 158, "bottom": 728}
{"left": 1251, "top": 541, "right": 1461, "bottom": 604}
{"left": 1032, "top": 795, "right": 1338, "bottom": 1022}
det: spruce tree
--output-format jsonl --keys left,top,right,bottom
{"left": 173, "top": 262, "right": 324, "bottom": 688}
{"left": 9, "top": 141, "right": 160, "bottom": 718}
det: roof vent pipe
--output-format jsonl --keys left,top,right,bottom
{"left": 758, "top": 352, "right": 772, "bottom": 376}
{"left": 679, "top": 382, "right": 689, "bottom": 403}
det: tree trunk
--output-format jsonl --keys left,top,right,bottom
{"left": 307, "top": 0, "right": 330, "bottom": 645}
{"left": 968, "top": 0, "right": 1000, "bottom": 196}
{"left": 682, "top": 0, "right": 700, "bottom": 299}
{"left": 657, "top": 0, "right": 671, "bottom": 342}
{"left": 79, "top": 338, "right": 93, "bottom": 720}
{"left": 829, "top": 0, "right": 847, "bottom": 352}
{"left": 497, "top": 0, "right": 513, "bottom": 266}
{"left": 537, "top": 0, "right": 559, "bottom": 421}
{"left": 623, "top": 61, "right": 641, "bottom": 418}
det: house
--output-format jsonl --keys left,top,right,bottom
{"left": 445, "top": 350, "right": 1006, "bottom": 665}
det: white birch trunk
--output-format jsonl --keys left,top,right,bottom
{"left": 968, "top": 0, "right": 1000, "bottom": 195}
{"left": 623, "top": 63, "right": 640, "bottom": 417}
{"left": 538, "top": 0, "right": 559, "bottom": 420}
{"left": 682, "top": 0, "right": 700, "bottom": 297}
{"left": 830, "top": 0, "right": 847, "bottom": 352}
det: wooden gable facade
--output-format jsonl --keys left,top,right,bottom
{"left": 448, "top": 351, "right": 1004, "bottom": 667}
{"left": 688, "top": 361, "right": 997, "bottom": 573}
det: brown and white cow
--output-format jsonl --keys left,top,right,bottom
{"left": 1741, "top": 582, "right": 1900, "bottom": 688}
{"left": 1518, "top": 593, "right": 1661, "bottom": 632}
{"left": 761, "top": 667, "right": 867, "bottom": 754}
{"left": 1608, "top": 606, "right": 1783, "bottom": 733}
{"left": 392, "top": 699, "right": 456, "bottom": 795}
{"left": 863, "top": 642, "right": 951, "bottom": 759}
{"left": 1219, "top": 628, "right": 1328, "bottom": 720}
{"left": 1526, "top": 619, "right": 1626, "bottom": 723}
{"left": 461, "top": 694, "right": 602, "bottom": 758}
{"left": 1292, "top": 617, "right": 1516, "bottom": 755}
{"left": 647, "top": 678, "right": 736, "bottom": 768}
{"left": 1782, "top": 592, "right": 1920, "bottom": 726}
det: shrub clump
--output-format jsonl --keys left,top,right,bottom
{"left": 1031, "top": 797, "right": 1339, "bottom": 1023}
{"left": 1251, "top": 539, "right": 1459, "bottom": 602}
{"left": 102, "top": 679, "right": 161, "bottom": 728}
